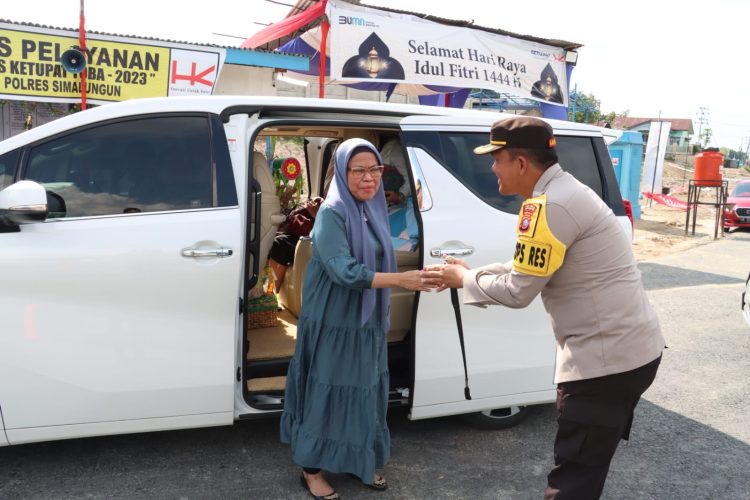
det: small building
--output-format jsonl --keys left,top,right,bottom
{"left": 608, "top": 117, "right": 694, "bottom": 149}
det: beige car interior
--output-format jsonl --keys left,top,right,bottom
{"left": 252, "top": 151, "right": 286, "bottom": 274}
{"left": 246, "top": 126, "right": 419, "bottom": 394}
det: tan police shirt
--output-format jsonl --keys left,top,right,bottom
{"left": 462, "top": 164, "right": 665, "bottom": 383}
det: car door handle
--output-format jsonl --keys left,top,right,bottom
{"left": 430, "top": 245, "right": 475, "bottom": 258}
{"left": 181, "top": 247, "right": 233, "bottom": 258}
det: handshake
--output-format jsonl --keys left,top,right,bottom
{"left": 400, "top": 256, "right": 471, "bottom": 293}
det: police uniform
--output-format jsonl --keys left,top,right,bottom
{"left": 465, "top": 117, "right": 666, "bottom": 500}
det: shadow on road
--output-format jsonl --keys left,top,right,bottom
{"left": 607, "top": 399, "right": 750, "bottom": 500}
{"left": 0, "top": 400, "right": 748, "bottom": 499}
{"left": 639, "top": 262, "right": 744, "bottom": 291}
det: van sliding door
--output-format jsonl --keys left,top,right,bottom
{"left": 400, "top": 116, "right": 556, "bottom": 420}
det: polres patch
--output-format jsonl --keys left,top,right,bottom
{"left": 518, "top": 202, "right": 540, "bottom": 237}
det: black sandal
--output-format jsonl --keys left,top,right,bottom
{"left": 347, "top": 472, "right": 388, "bottom": 492}
{"left": 300, "top": 473, "right": 340, "bottom": 500}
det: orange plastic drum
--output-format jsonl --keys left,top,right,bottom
{"left": 693, "top": 150, "right": 723, "bottom": 186}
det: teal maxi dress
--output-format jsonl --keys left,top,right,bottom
{"left": 280, "top": 204, "right": 390, "bottom": 485}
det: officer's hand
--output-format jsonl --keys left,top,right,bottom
{"left": 421, "top": 263, "right": 467, "bottom": 292}
{"left": 443, "top": 255, "right": 470, "bottom": 269}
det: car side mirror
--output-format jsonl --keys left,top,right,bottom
{"left": 0, "top": 180, "right": 49, "bottom": 226}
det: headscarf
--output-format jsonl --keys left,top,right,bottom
{"left": 323, "top": 138, "right": 397, "bottom": 331}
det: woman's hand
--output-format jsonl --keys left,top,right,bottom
{"left": 398, "top": 270, "right": 434, "bottom": 292}
{"left": 420, "top": 259, "right": 470, "bottom": 292}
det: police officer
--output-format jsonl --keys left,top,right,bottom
{"left": 421, "top": 116, "right": 666, "bottom": 499}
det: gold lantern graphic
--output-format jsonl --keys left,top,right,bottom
{"left": 342, "top": 32, "right": 405, "bottom": 80}
{"left": 365, "top": 47, "right": 381, "bottom": 78}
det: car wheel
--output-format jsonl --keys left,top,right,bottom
{"left": 461, "top": 405, "right": 531, "bottom": 430}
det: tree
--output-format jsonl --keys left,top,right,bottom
{"left": 699, "top": 127, "right": 713, "bottom": 148}
{"left": 568, "top": 91, "right": 601, "bottom": 123}
{"left": 720, "top": 147, "right": 747, "bottom": 165}
{"left": 567, "top": 90, "right": 628, "bottom": 125}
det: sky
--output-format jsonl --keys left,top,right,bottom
{"left": 2, "top": 0, "right": 748, "bottom": 150}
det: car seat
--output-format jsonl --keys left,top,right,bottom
{"left": 252, "top": 151, "right": 286, "bottom": 277}
{"left": 278, "top": 237, "right": 313, "bottom": 318}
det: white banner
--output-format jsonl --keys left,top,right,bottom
{"left": 326, "top": 0, "right": 568, "bottom": 106}
{"left": 168, "top": 48, "right": 224, "bottom": 97}
{"left": 643, "top": 121, "right": 672, "bottom": 194}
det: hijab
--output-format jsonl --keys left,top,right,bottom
{"left": 323, "top": 138, "right": 397, "bottom": 330}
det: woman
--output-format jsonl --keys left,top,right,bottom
{"left": 280, "top": 139, "right": 429, "bottom": 499}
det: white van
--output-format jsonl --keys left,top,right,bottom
{"left": 0, "top": 96, "right": 631, "bottom": 446}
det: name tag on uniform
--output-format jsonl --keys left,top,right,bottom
{"left": 514, "top": 241, "right": 552, "bottom": 274}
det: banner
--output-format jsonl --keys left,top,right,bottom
{"left": 642, "top": 192, "right": 688, "bottom": 210}
{"left": 326, "top": 0, "right": 569, "bottom": 106}
{"left": 0, "top": 22, "right": 225, "bottom": 105}
{"left": 642, "top": 121, "right": 672, "bottom": 195}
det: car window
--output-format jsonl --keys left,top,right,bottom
{"left": 0, "top": 149, "right": 19, "bottom": 191}
{"left": 23, "top": 116, "right": 216, "bottom": 218}
{"left": 732, "top": 183, "right": 750, "bottom": 197}
{"left": 556, "top": 136, "right": 603, "bottom": 198}
{"left": 404, "top": 131, "right": 605, "bottom": 215}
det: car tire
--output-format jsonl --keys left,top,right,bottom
{"left": 461, "top": 405, "right": 531, "bottom": 430}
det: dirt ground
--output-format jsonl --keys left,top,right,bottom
{"left": 632, "top": 161, "right": 750, "bottom": 261}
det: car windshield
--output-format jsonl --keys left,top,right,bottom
{"left": 732, "top": 183, "right": 750, "bottom": 197}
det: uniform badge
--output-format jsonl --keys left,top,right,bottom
{"left": 518, "top": 203, "right": 540, "bottom": 236}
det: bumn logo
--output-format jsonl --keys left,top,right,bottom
{"left": 338, "top": 15, "right": 365, "bottom": 25}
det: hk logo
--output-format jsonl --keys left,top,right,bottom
{"left": 171, "top": 60, "right": 216, "bottom": 86}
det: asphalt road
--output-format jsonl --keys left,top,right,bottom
{"left": 1, "top": 231, "right": 749, "bottom": 500}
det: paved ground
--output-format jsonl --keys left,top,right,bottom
{"left": 1, "top": 231, "right": 748, "bottom": 499}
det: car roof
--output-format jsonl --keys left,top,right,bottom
{"left": 0, "top": 96, "right": 603, "bottom": 153}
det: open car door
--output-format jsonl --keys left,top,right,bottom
{"left": 400, "top": 116, "right": 557, "bottom": 420}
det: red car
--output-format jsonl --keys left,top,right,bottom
{"left": 724, "top": 180, "right": 750, "bottom": 231}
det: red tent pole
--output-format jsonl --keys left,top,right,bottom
{"left": 79, "top": 0, "right": 87, "bottom": 110}
{"left": 318, "top": 19, "right": 329, "bottom": 99}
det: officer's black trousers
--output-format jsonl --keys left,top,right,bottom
{"left": 544, "top": 355, "right": 661, "bottom": 500}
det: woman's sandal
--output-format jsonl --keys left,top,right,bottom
{"left": 346, "top": 472, "right": 388, "bottom": 492}
{"left": 300, "top": 473, "right": 340, "bottom": 500}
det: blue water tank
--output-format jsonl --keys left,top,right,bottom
{"left": 608, "top": 131, "right": 644, "bottom": 219}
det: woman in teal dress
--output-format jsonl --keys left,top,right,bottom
{"left": 280, "top": 139, "right": 428, "bottom": 499}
